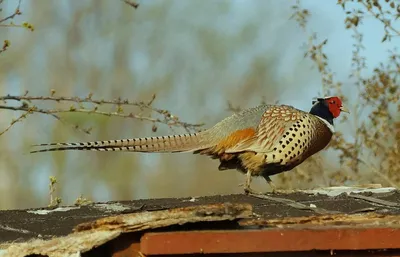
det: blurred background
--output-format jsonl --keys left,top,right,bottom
{"left": 0, "top": 0, "right": 398, "bottom": 210}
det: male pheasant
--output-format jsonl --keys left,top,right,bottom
{"left": 31, "top": 96, "right": 349, "bottom": 194}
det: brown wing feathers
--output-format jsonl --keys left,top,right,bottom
{"left": 224, "top": 105, "right": 304, "bottom": 154}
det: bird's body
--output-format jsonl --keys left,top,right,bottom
{"left": 31, "top": 96, "right": 348, "bottom": 193}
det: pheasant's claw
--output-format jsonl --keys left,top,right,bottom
{"left": 243, "top": 187, "right": 264, "bottom": 195}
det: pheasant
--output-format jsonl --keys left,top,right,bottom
{"left": 31, "top": 96, "right": 349, "bottom": 194}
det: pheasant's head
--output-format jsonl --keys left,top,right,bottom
{"left": 310, "top": 96, "right": 349, "bottom": 125}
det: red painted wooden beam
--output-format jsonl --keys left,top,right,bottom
{"left": 140, "top": 228, "right": 400, "bottom": 255}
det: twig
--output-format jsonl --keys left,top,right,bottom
{"left": 0, "top": 94, "right": 170, "bottom": 115}
{"left": 0, "top": 110, "right": 30, "bottom": 136}
{"left": 0, "top": 93, "right": 205, "bottom": 134}
{"left": 0, "top": 94, "right": 159, "bottom": 109}
{"left": 357, "top": 157, "right": 398, "bottom": 188}
{"left": 0, "top": 39, "right": 10, "bottom": 54}
{"left": 0, "top": 105, "right": 92, "bottom": 134}
{"left": 122, "top": 0, "right": 139, "bottom": 9}
{"left": 248, "top": 193, "right": 340, "bottom": 215}
{"left": 49, "top": 108, "right": 202, "bottom": 129}
{"left": 0, "top": 0, "right": 22, "bottom": 24}
{"left": 48, "top": 176, "right": 62, "bottom": 208}
{"left": 360, "top": 1, "right": 400, "bottom": 37}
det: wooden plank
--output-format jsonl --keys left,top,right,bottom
{"left": 140, "top": 228, "right": 400, "bottom": 255}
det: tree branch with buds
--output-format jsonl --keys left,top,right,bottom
{"left": 0, "top": 91, "right": 205, "bottom": 137}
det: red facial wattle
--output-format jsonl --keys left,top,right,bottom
{"left": 326, "top": 97, "right": 342, "bottom": 118}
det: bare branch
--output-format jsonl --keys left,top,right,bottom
{"left": 0, "top": 93, "right": 205, "bottom": 135}
{"left": 0, "top": 104, "right": 93, "bottom": 134}
{"left": 357, "top": 158, "right": 399, "bottom": 188}
{"left": 0, "top": 94, "right": 159, "bottom": 108}
{"left": 360, "top": 1, "right": 400, "bottom": 37}
{"left": 0, "top": 110, "right": 30, "bottom": 136}
{"left": 122, "top": 0, "right": 139, "bottom": 9}
{"left": 0, "top": 0, "right": 34, "bottom": 55}
{"left": 0, "top": 0, "right": 22, "bottom": 24}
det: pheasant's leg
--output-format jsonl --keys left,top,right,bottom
{"left": 243, "top": 170, "right": 263, "bottom": 195}
{"left": 264, "top": 176, "right": 277, "bottom": 191}
{"left": 263, "top": 176, "right": 291, "bottom": 194}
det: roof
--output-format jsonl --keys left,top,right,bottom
{"left": 1, "top": 185, "right": 400, "bottom": 257}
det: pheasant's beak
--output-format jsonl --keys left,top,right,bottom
{"left": 340, "top": 106, "right": 350, "bottom": 114}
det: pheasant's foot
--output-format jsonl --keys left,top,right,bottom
{"left": 243, "top": 169, "right": 264, "bottom": 195}
{"left": 243, "top": 185, "right": 264, "bottom": 195}
{"left": 263, "top": 176, "right": 293, "bottom": 194}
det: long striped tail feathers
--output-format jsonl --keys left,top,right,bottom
{"left": 30, "top": 133, "right": 210, "bottom": 154}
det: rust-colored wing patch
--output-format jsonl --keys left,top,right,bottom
{"left": 196, "top": 128, "right": 256, "bottom": 157}
{"left": 215, "top": 128, "right": 256, "bottom": 153}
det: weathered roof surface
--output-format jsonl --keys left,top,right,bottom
{"left": 1, "top": 185, "right": 400, "bottom": 257}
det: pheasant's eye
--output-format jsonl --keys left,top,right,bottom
{"left": 330, "top": 100, "right": 336, "bottom": 104}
